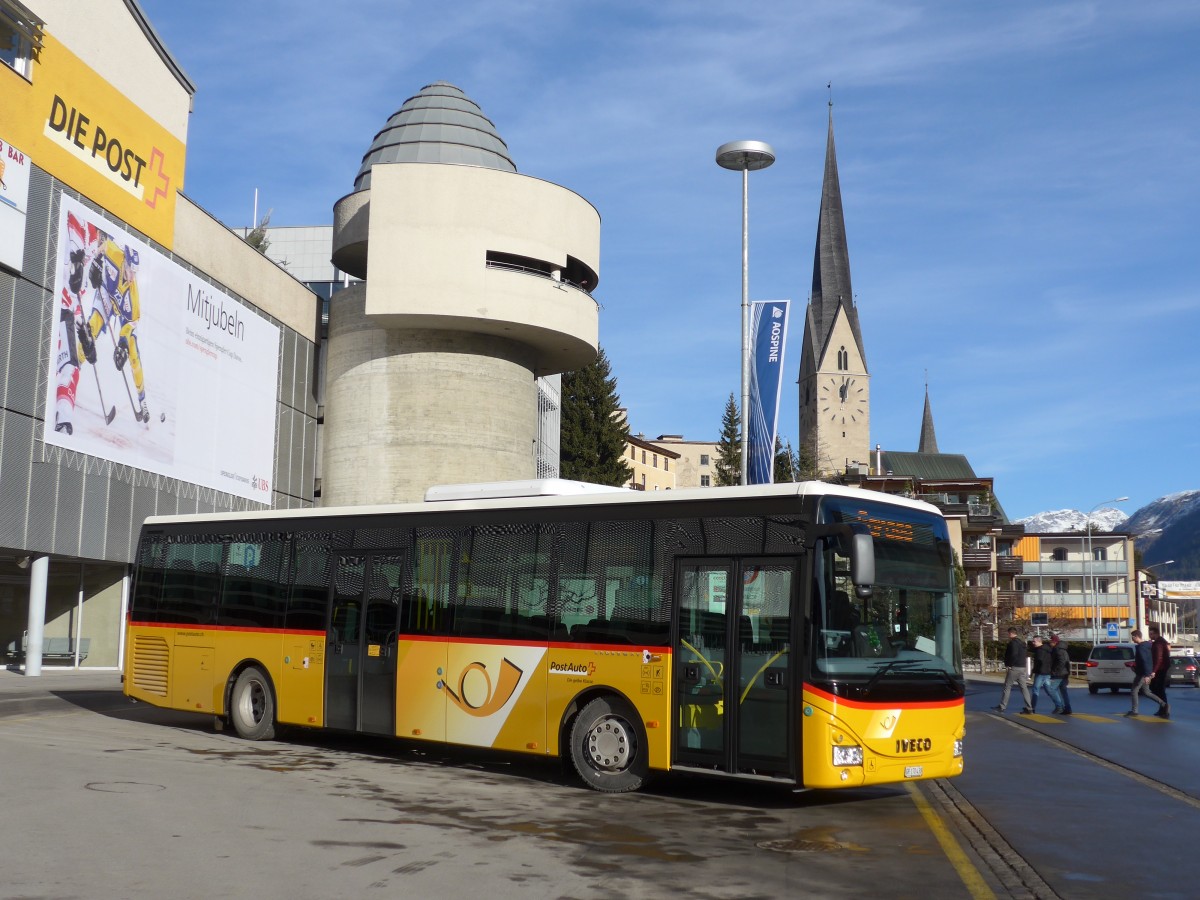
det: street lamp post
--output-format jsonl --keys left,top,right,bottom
{"left": 716, "top": 140, "right": 775, "bottom": 486}
{"left": 1086, "top": 496, "right": 1128, "bottom": 644}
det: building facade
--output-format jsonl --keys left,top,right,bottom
{"left": 1013, "top": 532, "right": 1145, "bottom": 642}
{"left": 1, "top": 0, "right": 319, "bottom": 670}
{"left": 326, "top": 82, "right": 599, "bottom": 504}
{"left": 624, "top": 434, "right": 679, "bottom": 491}
{"left": 647, "top": 435, "right": 718, "bottom": 488}
{"left": 246, "top": 223, "right": 565, "bottom": 493}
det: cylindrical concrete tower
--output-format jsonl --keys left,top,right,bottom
{"left": 325, "top": 83, "right": 600, "bottom": 505}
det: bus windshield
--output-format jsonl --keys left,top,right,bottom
{"left": 809, "top": 496, "right": 962, "bottom": 700}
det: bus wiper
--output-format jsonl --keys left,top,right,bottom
{"left": 912, "top": 667, "right": 961, "bottom": 691}
{"left": 863, "top": 660, "right": 921, "bottom": 695}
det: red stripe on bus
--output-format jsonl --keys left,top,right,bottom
{"left": 803, "top": 682, "right": 964, "bottom": 710}
{"left": 127, "top": 621, "right": 325, "bottom": 637}
{"left": 127, "top": 621, "right": 672, "bottom": 653}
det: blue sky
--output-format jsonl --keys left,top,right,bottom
{"left": 138, "top": 0, "right": 1200, "bottom": 521}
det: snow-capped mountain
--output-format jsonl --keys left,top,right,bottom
{"left": 1123, "top": 490, "right": 1200, "bottom": 541}
{"left": 1016, "top": 507, "right": 1129, "bottom": 533}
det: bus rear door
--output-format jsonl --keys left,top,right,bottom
{"left": 326, "top": 553, "right": 403, "bottom": 735}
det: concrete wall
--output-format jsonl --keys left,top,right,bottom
{"left": 173, "top": 196, "right": 320, "bottom": 342}
{"left": 335, "top": 164, "right": 600, "bottom": 376}
{"left": 650, "top": 439, "right": 720, "bottom": 488}
{"left": 321, "top": 285, "right": 538, "bottom": 505}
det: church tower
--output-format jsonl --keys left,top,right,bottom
{"left": 797, "top": 102, "right": 869, "bottom": 475}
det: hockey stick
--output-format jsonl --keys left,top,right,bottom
{"left": 106, "top": 323, "right": 147, "bottom": 424}
{"left": 90, "top": 362, "right": 117, "bottom": 425}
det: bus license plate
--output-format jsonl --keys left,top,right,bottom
{"left": 904, "top": 766, "right": 923, "bottom": 778}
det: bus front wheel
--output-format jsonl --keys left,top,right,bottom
{"left": 569, "top": 696, "right": 649, "bottom": 793}
{"left": 230, "top": 666, "right": 276, "bottom": 741}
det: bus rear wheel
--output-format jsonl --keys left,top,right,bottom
{"left": 569, "top": 696, "right": 649, "bottom": 793}
{"left": 230, "top": 666, "right": 276, "bottom": 741}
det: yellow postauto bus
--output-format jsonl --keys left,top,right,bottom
{"left": 124, "top": 481, "right": 964, "bottom": 792}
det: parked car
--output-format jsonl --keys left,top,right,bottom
{"left": 1086, "top": 643, "right": 1137, "bottom": 693}
{"left": 1169, "top": 655, "right": 1199, "bottom": 687}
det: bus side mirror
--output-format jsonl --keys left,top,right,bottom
{"left": 851, "top": 532, "right": 875, "bottom": 599}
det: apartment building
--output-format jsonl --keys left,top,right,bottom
{"left": 625, "top": 434, "right": 679, "bottom": 491}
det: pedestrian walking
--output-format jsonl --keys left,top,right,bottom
{"left": 1050, "top": 633, "right": 1072, "bottom": 715}
{"left": 1126, "top": 629, "right": 1168, "bottom": 718}
{"left": 993, "top": 627, "right": 1033, "bottom": 714}
{"left": 1030, "top": 635, "right": 1063, "bottom": 713}
{"left": 1149, "top": 626, "right": 1171, "bottom": 718}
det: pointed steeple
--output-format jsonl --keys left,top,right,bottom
{"left": 810, "top": 102, "right": 866, "bottom": 368}
{"left": 918, "top": 383, "right": 940, "bottom": 454}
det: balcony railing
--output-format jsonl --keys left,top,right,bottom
{"left": 1021, "top": 560, "right": 1129, "bottom": 576}
{"left": 962, "top": 549, "right": 992, "bottom": 568}
{"left": 997, "top": 557, "right": 1023, "bottom": 575}
{"left": 967, "top": 586, "right": 994, "bottom": 606}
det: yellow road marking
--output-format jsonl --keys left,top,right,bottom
{"left": 905, "top": 782, "right": 997, "bottom": 900}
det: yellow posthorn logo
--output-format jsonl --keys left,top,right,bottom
{"left": 445, "top": 657, "right": 524, "bottom": 717}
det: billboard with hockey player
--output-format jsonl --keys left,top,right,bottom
{"left": 43, "top": 195, "right": 279, "bottom": 504}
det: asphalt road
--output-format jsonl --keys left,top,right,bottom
{"left": 3, "top": 669, "right": 1199, "bottom": 899}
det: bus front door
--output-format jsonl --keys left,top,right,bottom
{"left": 674, "top": 558, "right": 797, "bottom": 779}
{"left": 326, "top": 553, "right": 403, "bottom": 735}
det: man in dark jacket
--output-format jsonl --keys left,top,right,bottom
{"left": 1127, "top": 629, "right": 1167, "bottom": 718}
{"left": 1050, "top": 634, "right": 1072, "bottom": 715}
{"left": 993, "top": 627, "right": 1033, "bottom": 714}
{"left": 1149, "top": 626, "right": 1171, "bottom": 718}
{"left": 1030, "top": 636, "right": 1063, "bottom": 713}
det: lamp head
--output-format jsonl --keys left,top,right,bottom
{"left": 716, "top": 140, "right": 776, "bottom": 171}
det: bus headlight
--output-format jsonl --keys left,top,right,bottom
{"left": 953, "top": 738, "right": 963, "bottom": 758}
{"left": 832, "top": 745, "right": 864, "bottom": 767}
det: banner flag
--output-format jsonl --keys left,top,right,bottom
{"left": 747, "top": 300, "right": 790, "bottom": 484}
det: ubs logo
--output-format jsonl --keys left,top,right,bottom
{"left": 896, "top": 737, "right": 932, "bottom": 753}
{"left": 444, "top": 657, "right": 524, "bottom": 717}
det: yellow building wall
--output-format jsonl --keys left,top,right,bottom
{"left": 2, "top": 33, "right": 186, "bottom": 246}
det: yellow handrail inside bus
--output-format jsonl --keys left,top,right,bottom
{"left": 679, "top": 638, "right": 724, "bottom": 685}
{"left": 739, "top": 648, "right": 789, "bottom": 706}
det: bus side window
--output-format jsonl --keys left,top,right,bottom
{"left": 286, "top": 545, "right": 332, "bottom": 632}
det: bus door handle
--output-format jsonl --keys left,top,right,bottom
{"left": 765, "top": 670, "right": 784, "bottom": 688}
{"left": 683, "top": 664, "right": 701, "bottom": 682}
{"left": 332, "top": 641, "right": 344, "bottom": 655}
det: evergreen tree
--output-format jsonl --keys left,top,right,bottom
{"left": 796, "top": 440, "right": 820, "bottom": 481}
{"left": 714, "top": 393, "right": 741, "bottom": 486}
{"left": 560, "top": 347, "right": 632, "bottom": 486}
{"left": 774, "top": 437, "right": 800, "bottom": 483}
{"left": 245, "top": 211, "right": 272, "bottom": 255}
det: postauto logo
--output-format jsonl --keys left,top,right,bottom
{"left": 444, "top": 658, "right": 524, "bottom": 717}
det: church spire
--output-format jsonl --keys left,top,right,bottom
{"left": 810, "top": 102, "right": 865, "bottom": 367}
{"left": 918, "top": 381, "right": 940, "bottom": 454}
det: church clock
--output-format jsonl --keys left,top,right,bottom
{"left": 821, "top": 374, "right": 865, "bottom": 425}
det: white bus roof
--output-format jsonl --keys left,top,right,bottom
{"left": 423, "top": 479, "right": 630, "bottom": 501}
{"left": 142, "top": 481, "right": 942, "bottom": 528}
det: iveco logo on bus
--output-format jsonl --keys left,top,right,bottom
{"left": 896, "top": 737, "right": 932, "bottom": 753}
